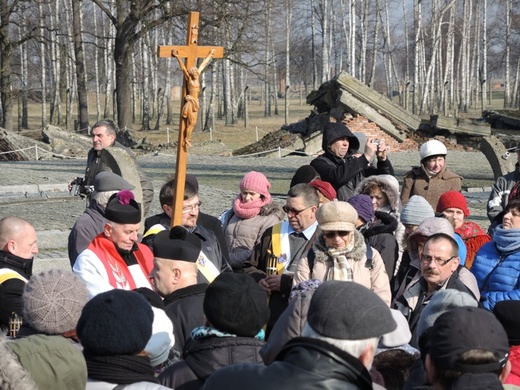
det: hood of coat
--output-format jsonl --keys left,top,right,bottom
{"left": 355, "top": 174, "right": 401, "bottom": 212}
{"left": 184, "top": 336, "right": 264, "bottom": 380}
{"left": 314, "top": 229, "right": 367, "bottom": 264}
{"left": 0, "top": 334, "right": 38, "bottom": 390}
{"left": 406, "top": 217, "right": 454, "bottom": 262}
{"left": 321, "top": 123, "right": 360, "bottom": 156}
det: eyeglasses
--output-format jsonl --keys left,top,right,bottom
{"left": 324, "top": 231, "right": 351, "bottom": 239}
{"left": 283, "top": 205, "right": 310, "bottom": 216}
{"left": 420, "top": 255, "right": 456, "bottom": 267}
{"left": 182, "top": 201, "right": 202, "bottom": 214}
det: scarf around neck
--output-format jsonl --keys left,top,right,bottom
{"left": 232, "top": 194, "right": 271, "bottom": 219}
{"left": 84, "top": 354, "right": 158, "bottom": 385}
{"left": 494, "top": 226, "right": 520, "bottom": 254}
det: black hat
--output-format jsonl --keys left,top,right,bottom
{"left": 104, "top": 190, "right": 141, "bottom": 224}
{"left": 77, "top": 289, "right": 154, "bottom": 356}
{"left": 204, "top": 273, "right": 270, "bottom": 337}
{"left": 307, "top": 281, "right": 396, "bottom": 340}
{"left": 429, "top": 307, "right": 510, "bottom": 373}
{"left": 290, "top": 165, "right": 319, "bottom": 188}
{"left": 153, "top": 226, "right": 201, "bottom": 262}
{"left": 493, "top": 301, "right": 520, "bottom": 346}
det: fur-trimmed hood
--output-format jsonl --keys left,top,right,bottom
{"left": 313, "top": 230, "right": 367, "bottom": 263}
{"left": 0, "top": 333, "right": 38, "bottom": 390}
{"left": 259, "top": 201, "right": 285, "bottom": 220}
{"left": 355, "top": 174, "right": 401, "bottom": 213}
{"left": 407, "top": 217, "right": 454, "bottom": 264}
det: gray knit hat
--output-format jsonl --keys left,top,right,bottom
{"left": 23, "top": 269, "right": 89, "bottom": 334}
{"left": 316, "top": 200, "right": 358, "bottom": 232}
{"left": 401, "top": 195, "right": 434, "bottom": 226}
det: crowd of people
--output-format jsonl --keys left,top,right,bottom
{"left": 1, "top": 119, "right": 520, "bottom": 389}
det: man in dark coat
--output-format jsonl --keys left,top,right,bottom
{"left": 144, "top": 176, "right": 230, "bottom": 284}
{"left": 0, "top": 217, "right": 38, "bottom": 330}
{"left": 243, "top": 183, "right": 320, "bottom": 336}
{"left": 204, "top": 281, "right": 397, "bottom": 390}
{"left": 152, "top": 226, "right": 207, "bottom": 360}
{"left": 310, "top": 122, "right": 393, "bottom": 200}
{"left": 159, "top": 272, "right": 269, "bottom": 389}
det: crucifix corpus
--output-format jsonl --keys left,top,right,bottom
{"left": 158, "top": 11, "right": 224, "bottom": 226}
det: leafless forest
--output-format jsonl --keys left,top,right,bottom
{"left": 0, "top": 0, "right": 518, "bottom": 133}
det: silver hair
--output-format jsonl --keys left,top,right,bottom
{"left": 91, "top": 190, "right": 118, "bottom": 208}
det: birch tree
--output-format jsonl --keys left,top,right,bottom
{"left": 72, "top": 0, "right": 89, "bottom": 131}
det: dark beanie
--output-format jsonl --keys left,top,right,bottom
{"left": 347, "top": 194, "right": 375, "bottom": 223}
{"left": 77, "top": 289, "right": 154, "bottom": 356}
{"left": 307, "top": 281, "right": 396, "bottom": 340}
{"left": 290, "top": 165, "right": 319, "bottom": 188}
{"left": 153, "top": 226, "right": 201, "bottom": 262}
{"left": 104, "top": 190, "right": 141, "bottom": 224}
{"left": 204, "top": 273, "right": 270, "bottom": 337}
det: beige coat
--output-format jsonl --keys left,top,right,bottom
{"left": 293, "top": 231, "right": 392, "bottom": 306}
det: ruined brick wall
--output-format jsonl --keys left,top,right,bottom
{"left": 344, "top": 114, "right": 418, "bottom": 152}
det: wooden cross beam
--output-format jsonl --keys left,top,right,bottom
{"left": 158, "top": 11, "right": 224, "bottom": 226}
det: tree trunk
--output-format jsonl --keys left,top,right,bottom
{"left": 504, "top": 0, "right": 511, "bottom": 108}
{"left": 285, "top": 0, "right": 291, "bottom": 125}
{"left": 72, "top": 0, "right": 89, "bottom": 131}
{"left": 39, "top": 1, "right": 47, "bottom": 128}
{"left": 141, "top": 36, "right": 150, "bottom": 130}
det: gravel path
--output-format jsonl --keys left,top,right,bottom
{"left": 0, "top": 148, "right": 497, "bottom": 260}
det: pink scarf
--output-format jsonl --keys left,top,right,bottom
{"left": 232, "top": 193, "right": 271, "bottom": 219}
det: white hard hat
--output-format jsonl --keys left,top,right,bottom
{"left": 420, "top": 140, "right": 447, "bottom": 161}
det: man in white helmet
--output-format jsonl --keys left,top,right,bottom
{"left": 401, "top": 139, "right": 462, "bottom": 209}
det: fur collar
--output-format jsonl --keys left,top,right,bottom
{"left": 355, "top": 175, "right": 400, "bottom": 212}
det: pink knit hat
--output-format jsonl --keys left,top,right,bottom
{"left": 240, "top": 171, "right": 271, "bottom": 198}
{"left": 436, "top": 191, "right": 470, "bottom": 217}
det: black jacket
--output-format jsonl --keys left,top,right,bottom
{"left": 203, "top": 337, "right": 373, "bottom": 390}
{"left": 163, "top": 284, "right": 207, "bottom": 358}
{"left": 361, "top": 211, "right": 399, "bottom": 277}
{"left": 0, "top": 250, "right": 33, "bottom": 330}
{"left": 159, "top": 335, "right": 264, "bottom": 390}
{"left": 310, "top": 125, "right": 393, "bottom": 200}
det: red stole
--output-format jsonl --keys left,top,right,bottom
{"left": 88, "top": 234, "right": 154, "bottom": 290}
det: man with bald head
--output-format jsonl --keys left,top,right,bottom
{"left": 0, "top": 216, "right": 39, "bottom": 330}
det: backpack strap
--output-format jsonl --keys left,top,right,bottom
{"left": 364, "top": 240, "right": 373, "bottom": 270}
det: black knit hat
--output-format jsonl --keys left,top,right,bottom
{"left": 290, "top": 165, "right": 319, "bottom": 188}
{"left": 153, "top": 226, "right": 201, "bottom": 262}
{"left": 77, "top": 289, "right": 154, "bottom": 356}
{"left": 104, "top": 190, "right": 141, "bottom": 224}
{"left": 307, "top": 281, "right": 396, "bottom": 340}
{"left": 203, "top": 273, "right": 270, "bottom": 337}
{"left": 493, "top": 301, "right": 520, "bottom": 346}
{"left": 429, "top": 307, "right": 509, "bottom": 373}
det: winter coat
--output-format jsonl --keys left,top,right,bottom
{"left": 203, "top": 337, "right": 374, "bottom": 390}
{"left": 0, "top": 250, "right": 32, "bottom": 330}
{"left": 471, "top": 230, "right": 520, "bottom": 311}
{"left": 85, "top": 380, "right": 170, "bottom": 389}
{"left": 293, "top": 231, "right": 392, "bottom": 306}
{"left": 68, "top": 200, "right": 106, "bottom": 266}
{"left": 260, "top": 289, "right": 314, "bottom": 365}
{"left": 401, "top": 165, "right": 463, "bottom": 209}
{"left": 0, "top": 333, "right": 38, "bottom": 390}
{"left": 159, "top": 333, "right": 264, "bottom": 390}
{"left": 243, "top": 222, "right": 320, "bottom": 335}
{"left": 361, "top": 211, "right": 399, "bottom": 278}
{"left": 84, "top": 141, "right": 154, "bottom": 216}
{"left": 7, "top": 334, "right": 87, "bottom": 390}
{"left": 144, "top": 211, "right": 230, "bottom": 263}
{"left": 506, "top": 345, "right": 520, "bottom": 386}
{"left": 221, "top": 202, "right": 284, "bottom": 270}
{"left": 394, "top": 266, "right": 479, "bottom": 347}
{"left": 163, "top": 283, "right": 207, "bottom": 358}
{"left": 310, "top": 126, "right": 394, "bottom": 201}
{"left": 354, "top": 174, "right": 406, "bottom": 262}
{"left": 487, "top": 164, "right": 520, "bottom": 223}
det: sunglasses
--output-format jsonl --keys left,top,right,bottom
{"left": 324, "top": 231, "right": 350, "bottom": 239}
{"left": 283, "top": 205, "right": 310, "bottom": 216}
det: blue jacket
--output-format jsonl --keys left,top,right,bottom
{"left": 471, "top": 241, "right": 520, "bottom": 311}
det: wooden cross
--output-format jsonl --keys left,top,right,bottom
{"left": 158, "top": 11, "right": 224, "bottom": 226}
